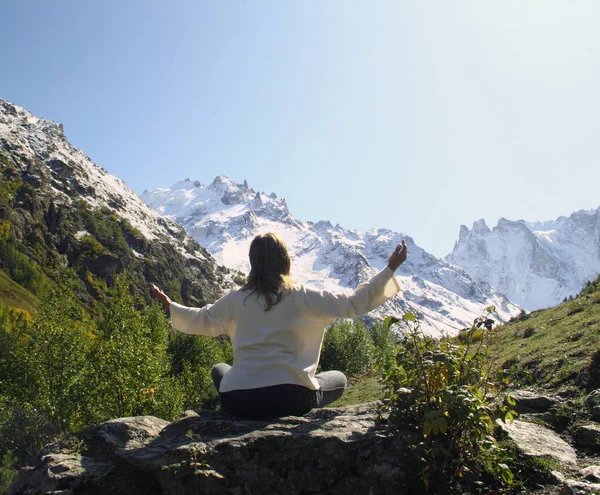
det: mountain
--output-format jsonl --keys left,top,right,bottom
{"left": 141, "top": 177, "right": 519, "bottom": 336}
{"left": 447, "top": 211, "right": 600, "bottom": 310}
{"left": 0, "top": 98, "right": 232, "bottom": 307}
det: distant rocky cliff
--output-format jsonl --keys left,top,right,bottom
{"left": 448, "top": 210, "right": 600, "bottom": 310}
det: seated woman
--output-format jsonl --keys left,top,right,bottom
{"left": 151, "top": 232, "right": 407, "bottom": 419}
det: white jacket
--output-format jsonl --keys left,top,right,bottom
{"left": 170, "top": 266, "right": 400, "bottom": 392}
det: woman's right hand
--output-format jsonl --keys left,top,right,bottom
{"left": 151, "top": 284, "right": 172, "bottom": 310}
{"left": 388, "top": 239, "right": 408, "bottom": 272}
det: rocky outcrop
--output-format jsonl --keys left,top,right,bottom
{"left": 508, "top": 389, "right": 561, "bottom": 414}
{"left": 7, "top": 403, "right": 410, "bottom": 495}
{"left": 11, "top": 391, "right": 600, "bottom": 494}
{"left": 0, "top": 98, "right": 233, "bottom": 307}
{"left": 497, "top": 419, "right": 578, "bottom": 466}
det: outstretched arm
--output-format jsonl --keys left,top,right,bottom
{"left": 303, "top": 240, "right": 408, "bottom": 321}
{"left": 151, "top": 284, "right": 232, "bottom": 337}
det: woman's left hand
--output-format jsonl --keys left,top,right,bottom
{"left": 388, "top": 239, "right": 408, "bottom": 271}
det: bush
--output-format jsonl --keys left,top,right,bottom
{"left": 0, "top": 449, "right": 17, "bottom": 494}
{"left": 380, "top": 309, "right": 516, "bottom": 494}
{"left": 320, "top": 320, "right": 376, "bottom": 377}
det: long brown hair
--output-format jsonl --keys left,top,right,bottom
{"left": 242, "top": 233, "right": 293, "bottom": 311}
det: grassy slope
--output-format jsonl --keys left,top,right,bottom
{"left": 0, "top": 268, "right": 38, "bottom": 315}
{"left": 338, "top": 281, "right": 600, "bottom": 406}
{"left": 330, "top": 376, "right": 382, "bottom": 407}
{"left": 490, "top": 288, "right": 600, "bottom": 391}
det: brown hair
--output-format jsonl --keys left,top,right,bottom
{"left": 242, "top": 233, "right": 293, "bottom": 311}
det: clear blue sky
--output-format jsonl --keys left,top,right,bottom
{"left": 2, "top": 1, "right": 599, "bottom": 257}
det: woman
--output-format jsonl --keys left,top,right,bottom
{"left": 151, "top": 232, "right": 407, "bottom": 419}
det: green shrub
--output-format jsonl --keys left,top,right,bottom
{"left": 320, "top": 320, "right": 376, "bottom": 377}
{"left": 0, "top": 231, "right": 49, "bottom": 295}
{"left": 0, "top": 449, "right": 17, "bottom": 494}
{"left": 91, "top": 275, "right": 172, "bottom": 419}
{"left": 369, "top": 319, "right": 398, "bottom": 366}
{"left": 380, "top": 309, "right": 516, "bottom": 493}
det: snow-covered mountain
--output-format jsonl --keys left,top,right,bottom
{"left": 0, "top": 98, "right": 232, "bottom": 306}
{"left": 447, "top": 211, "right": 600, "bottom": 310}
{"left": 141, "top": 177, "right": 519, "bottom": 336}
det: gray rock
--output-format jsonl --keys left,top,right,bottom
{"left": 585, "top": 390, "right": 600, "bottom": 407}
{"left": 574, "top": 424, "right": 600, "bottom": 451}
{"left": 497, "top": 419, "right": 578, "bottom": 466}
{"left": 85, "top": 415, "right": 169, "bottom": 451}
{"left": 5, "top": 450, "right": 112, "bottom": 495}
{"left": 7, "top": 403, "right": 410, "bottom": 495}
{"left": 508, "top": 389, "right": 560, "bottom": 414}
{"left": 561, "top": 478, "right": 600, "bottom": 494}
{"left": 585, "top": 390, "right": 600, "bottom": 422}
{"left": 579, "top": 465, "right": 600, "bottom": 482}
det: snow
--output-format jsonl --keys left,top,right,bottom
{"left": 142, "top": 176, "right": 521, "bottom": 336}
{"left": 448, "top": 210, "right": 600, "bottom": 310}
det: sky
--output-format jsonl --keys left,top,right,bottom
{"left": 1, "top": 1, "right": 599, "bottom": 258}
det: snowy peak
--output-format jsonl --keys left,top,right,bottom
{"left": 448, "top": 208, "right": 600, "bottom": 310}
{"left": 472, "top": 219, "right": 491, "bottom": 235}
{"left": 143, "top": 177, "right": 520, "bottom": 336}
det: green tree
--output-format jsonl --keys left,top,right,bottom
{"left": 16, "top": 280, "right": 95, "bottom": 431}
{"left": 320, "top": 320, "right": 376, "bottom": 377}
{"left": 92, "top": 274, "right": 171, "bottom": 419}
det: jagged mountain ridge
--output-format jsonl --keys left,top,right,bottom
{"left": 0, "top": 98, "right": 232, "bottom": 306}
{"left": 447, "top": 211, "right": 600, "bottom": 310}
{"left": 142, "top": 177, "right": 519, "bottom": 336}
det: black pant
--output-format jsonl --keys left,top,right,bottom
{"left": 211, "top": 363, "right": 347, "bottom": 420}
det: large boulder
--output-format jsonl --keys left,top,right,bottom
{"left": 7, "top": 403, "right": 410, "bottom": 495}
{"left": 507, "top": 389, "right": 560, "bottom": 414}
{"left": 497, "top": 419, "right": 578, "bottom": 466}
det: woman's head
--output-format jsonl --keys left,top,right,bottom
{"left": 243, "top": 233, "right": 292, "bottom": 310}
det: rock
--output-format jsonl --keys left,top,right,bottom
{"left": 573, "top": 424, "right": 600, "bottom": 451}
{"left": 497, "top": 419, "right": 578, "bottom": 466}
{"left": 508, "top": 389, "right": 560, "bottom": 414}
{"left": 7, "top": 403, "right": 410, "bottom": 495}
{"left": 561, "top": 478, "right": 600, "bottom": 494}
{"left": 590, "top": 406, "right": 600, "bottom": 423}
{"left": 86, "top": 415, "right": 169, "bottom": 451}
{"left": 585, "top": 390, "right": 600, "bottom": 408}
{"left": 580, "top": 465, "right": 600, "bottom": 482}
{"left": 585, "top": 390, "right": 600, "bottom": 421}
{"left": 5, "top": 450, "right": 113, "bottom": 495}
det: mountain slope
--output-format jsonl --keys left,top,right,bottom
{"left": 447, "top": 211, "right": 600, "bottom": 310}
{"left": 491, "top": 273, "right": 600, "bottom": 391}
{"left": 0, "top": 98, "right": 232, "bottom": 307}
{"left": 142, "top": 177, "right": 519, "bottom": 336}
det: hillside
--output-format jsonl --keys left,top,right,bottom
{"left": 0, "top": 98, "right": 233, "bottom": 309}
{"left": 491, "top": 274, "right": 600, "bottom": 393}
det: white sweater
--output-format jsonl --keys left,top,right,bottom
{"left": 170, "top": 266, "right": 400, "bottom": 392}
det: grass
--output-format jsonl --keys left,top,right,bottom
{"left": 0, "top": 268, "right": 38, "bottom": 314}
{"left": 490, "top": 289, "right": 600, "bottom": 391}
{"left": 329, "top": 376, "right": 383, "bottom": 407}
